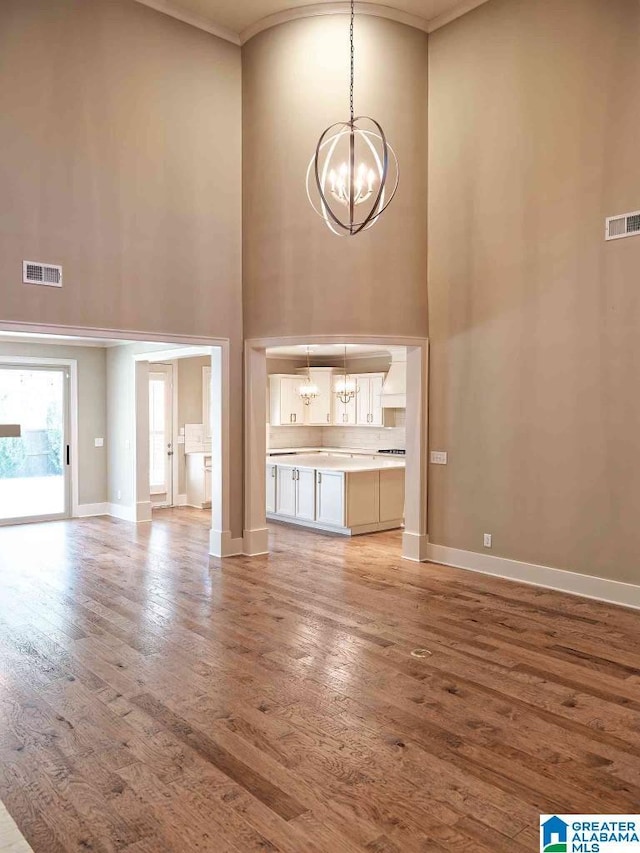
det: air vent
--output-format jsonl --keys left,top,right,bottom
{"left": 605, "top": 211, "right": 640, "bottom": 241}
{"left": 23, "top": 261, "right": 62, "bottom": 287}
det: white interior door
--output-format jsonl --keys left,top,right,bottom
{"left": 149, "top": 365, "right": 173, "bottom": 506}
{"left": 0, "top": 364, "right": 70, "bottom": 524}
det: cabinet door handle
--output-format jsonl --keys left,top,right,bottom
{"left": 318, "top": 472, "right": 322, "bottom": 484}
{"left": 272, "top": 468, "right": 276, "bottom": 478}
{"left": 327, "top": 414, "right": 330, "bottom": 423}
{"left": 293, "top": 413, "right": 296, "bottom": 423}
{"left": 291, "top": 469, "right": 295, "bottom": 480}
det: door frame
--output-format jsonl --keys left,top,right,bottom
{"left": 244, "top": 334, "right": 429, "bottom": 561}
{"left": 148, "top": 363, "right": 174, "bottom": 507}
{"left": 0, "top": 355, "right": 78, "bottom": 522}
{"left": 0, "top": 322, "right": 237, "bottom": 558}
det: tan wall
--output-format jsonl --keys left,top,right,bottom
{"left": 428, "top": 0, "right": 640, "bottom": 584}
{"left": 242, "top": 16, "right": 429, "bottom": 340}
{"left": 0, "top": 342, "right": 107, "bottom": 505}
{"left": 0, "top": 0, "right": 243, "bottom": 535}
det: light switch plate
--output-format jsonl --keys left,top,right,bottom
{"left": 484, "top": 533, "right": 492, "bottom": 548}
{"left": 430, "top": 450, "right": 448, "bottom": 465}
{"left": 94, "top": 437, "right": 104, "bottom": 448}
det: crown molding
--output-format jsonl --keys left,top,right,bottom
{"left": 425, "top": 0, "right": 490, "bottom": 32}
{"left": 240, "top": 2, "right": 430, "bottom": 44}
{"left": 132, "top": 0, "right": 491, "bottom": 46}
{"left": 132, "top": 0, "right": 241, "bottom": 44}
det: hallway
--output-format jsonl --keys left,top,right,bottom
{"left": 0, "top": 511, "right": 638, "bottom": 852}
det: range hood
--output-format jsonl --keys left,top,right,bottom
{"left": 381, "top": 351, "right": 406, "bottom": 409}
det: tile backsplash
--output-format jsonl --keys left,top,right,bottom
{"left": 268, "top": 425, "right": 324, "bottom": 449}
{"left": 322, "top": 426, "right": 406, "bottom": 451}
{"left": 268, "top": 424, "right": 405, "bottom": 451}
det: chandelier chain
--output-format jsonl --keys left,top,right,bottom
{"left": 349, "top": 0, "right": 354, "bottom": 125}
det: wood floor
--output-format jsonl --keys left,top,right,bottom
{"left": 0, "top": 510, "right": 639, "bottom": 853}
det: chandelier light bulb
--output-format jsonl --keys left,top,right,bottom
{"left": 298, "top": 347, "right": 319, "bottom": 406}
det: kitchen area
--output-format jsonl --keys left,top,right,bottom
{"left": 265, "top": 345, "right": 407, "bottom": 536}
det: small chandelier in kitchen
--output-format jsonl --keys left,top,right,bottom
{"left": 298, "top": 347, "right": 319, "bottom": 406}
{"left": 334, "top": 347, "right": 357, "bottom": 405}
{"left": 305, "top": 0, "right": 399, "bottom": 236}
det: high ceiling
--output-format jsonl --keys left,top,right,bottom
{"left": 135, "top": 0, "right": 489, "bottom": 43}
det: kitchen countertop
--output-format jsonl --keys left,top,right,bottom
{"left": 267, "top": 446, "right": 404, "bottom": 458}
{"left": 268, "top": 453, "right": 405, "bottom": 473}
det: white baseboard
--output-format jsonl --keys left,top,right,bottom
{"left": 75, "top": 502, "right": 109, "bottom": 518}
{"left": 107, "top": 502, "right": 152, "bottom": 523}
{"left": 426, "top": 542, "right": 640, "bottom": 611}
{"left": 209, "top": 529, "right": 244, "bottom": 558}
{"left": 243, "top": 527, "right": 269, "bottom": 556}
{"left": 403, "top": 531, "right": 429, "bottom": 562}
{"left": 108, "top": 503, "right": 137, "bottom": 522}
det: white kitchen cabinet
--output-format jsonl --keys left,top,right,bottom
{"left": 186, "top": 452, "right": 212, "bottom": 509}
{"left": 267, "top": 455, "right": 404, "bottom": 535}
{"left": 355, "top": 374, "right": 385, "bottom": 426}
{"left": 296, "top": 368, "right": 334, "bottom": 425}
{"left": 275, "top": 464, "right": 316, "bottom": 519}
{"left": 333, "top": 395, "right": 357, "bottom": 426}
{"left": 269, "top": 375, "right": 306, "bottom": 425}
{"left": 266, "top": 463, "right": 277, "bottom": 513}
{"left": 315, "top": 470, "right": 344, "bottom": 527}
{"left": 296, "top": 468, "right": 316, "bottom": 520}
{"left": 276, "top": 465, "right": 297, "bottom": 515}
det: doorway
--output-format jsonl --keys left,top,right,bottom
{"left": 149, "top": 364, "right": 174, "bottom": 507}
{"left": 0, "top": 364, "right": 70, "bottom": 524}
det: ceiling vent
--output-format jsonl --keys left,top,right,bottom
{"left": 23, "top": 261, "right": 63, "bottom": 287}
{"left": 605, "top": 211, "right": 640, "bottom": 241}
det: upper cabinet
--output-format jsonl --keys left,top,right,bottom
{"left": 269, "top": 375, "right": 306, "bottom": 425}
{"left": 296, "top": 367, "right": 334, "bottom": 426}
{"left": 270, "top": 370, "right": 386, "bottom": 428}
{"left": 355, "top": 374, "right": 385, "bottom": 426}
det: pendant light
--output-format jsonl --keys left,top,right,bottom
{"left": 298, "top": 347, "right": 319, "bottom": 406}
{"left": 334, "top": 346, "right": 357, "bottom": 404}
{"left": 306, "top": 0, "right": 399, "bottom": 236}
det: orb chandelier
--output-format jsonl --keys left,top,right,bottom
{"left": 334, "top": 346, "right": 358, "bottom": 404}
{"left": 298, "top": 347, "right": 319, "bottom": 406}
{"left": 306, "top": 0, "right": 399, "bottom": 236}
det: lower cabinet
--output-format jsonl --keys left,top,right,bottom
{"left": 275, "top": 465, "right": 316, "bottom": 520}
{"left": 186, "top": 452, "right": 212, "bottom": 509}
{"left": 315, "top": 471, "right": 345, "bottom": 527}
{"left": 267, "top": 461, "right": 405, "bottom": 535}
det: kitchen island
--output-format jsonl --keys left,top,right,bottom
{"left": 266, "top": 453, "right": 405, "bottom": 536}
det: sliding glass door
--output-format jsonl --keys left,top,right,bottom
{"left": 0, "top": 365, "right": 69, "bottom": 523}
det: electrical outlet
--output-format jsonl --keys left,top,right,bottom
{"left": 94, "top": 437, "right": 104, "bottom": 448}
{"left": 430, "top": 451, "right": 448, "bottom": 465}
{"left": 117, "top": 490, "right": 122, "bottom": 501}
{"left": 483, "top": 533, "right": 492, "bottom": 548}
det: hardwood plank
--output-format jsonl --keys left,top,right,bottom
{"left": 0, "top": 509, "right": 638, "bottom": 852}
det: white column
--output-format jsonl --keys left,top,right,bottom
{"left": 243, "top": 343, "right": 269, "bottom": 555}
{"left": 209, "top": 343, "right": 242, "bottom": 557}
{"left": 403, "top": 343, "right": 429, "bottom": 561}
